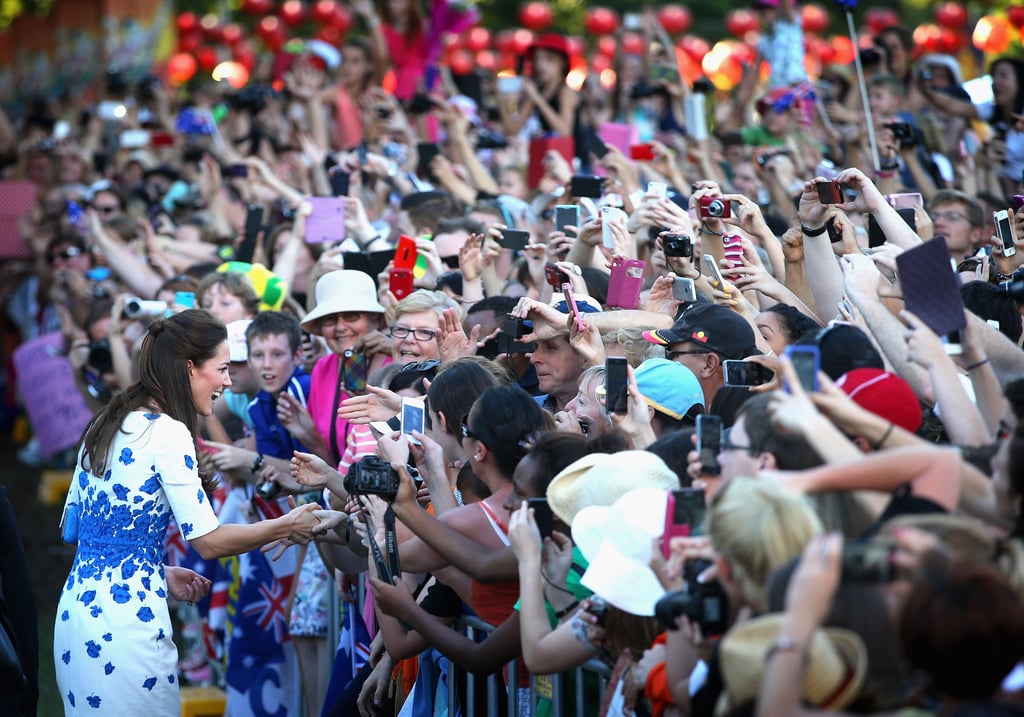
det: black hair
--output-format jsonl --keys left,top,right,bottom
{"left": 428, "top": 359, "right": 499, "bottom": 436}
{"left": 645, "top": 428, "right": 695, "bottom": 486}
{"left": 792, "top": 324, "right": 884, "bottom": 380}
{"left": 467, "top": 295, "right": 518, "bottom": 318}
{"left": 466, "top": 385, "right": 548, "bottom": 478}
{"left": 961, "top": 281, "right": 1023, "bottom": 343}
{"left": 765, "top": 303, "right": 820, "bottom": 345}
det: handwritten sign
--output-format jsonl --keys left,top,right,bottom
{"left": 13, "top": 332, "right": 94, "bottom": 456}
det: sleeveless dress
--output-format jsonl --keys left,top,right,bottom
{"left": 54, "top": 411, "right": 220, "bottom": 715}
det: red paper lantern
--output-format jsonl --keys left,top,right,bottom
{"left": 178, "top": 29, "right": 202, "bottom": 53}
{"left": 476, "top": 50, "right": 497, "bottom": 71}
{"left": 201, "top": 14, "right": 223, "bottom": 42}
{"left": 934, "top": 2, "right": 968, "bottom": 30}
{"left": 312, "top": 0, "right": 339, "bottom": 24}
{"left": 221, "top": 23, "right": 244, "bottom": 47}
{"left": 257, "top": 16, "right": 287, "bottom": 51}
{"left": 317, "top": 26, "right": 343, "bottom": 44}
{"left": 657, "top": 5, "right": 692, "bottom": 35}
{"left": 597, "top": 35, "right": 617, "bottom": 58}
{"left": 679, "top": 35, "right": 711, "bottom": 64}
{"left": 449, "top": 48, "right": 474, "bottom": 75}
{"left": 242, "top": 0, "right": 274, "bottom": 16}
{"left": 176, "top": 12, "right": 198, "bottom": 34}
{"left": 494, "top": 30, "right": 517, "bottom": 54}
{"left": 973, "top": 15, "right": 1014, "bottom": 54}
{"left": 281, "top": 0, "right": 306, "bottom": 26}
{"left": 327, "top": 5, "right": 353, "bottom": 32}
{"left": 466, "top": 27, "right": 491, "bottom": 53}
{"left": 865, "top": 8, "right": 900, "bottom": 35}
{"left": 1010, "top": 6, "right": 1024, "bottom": 30}
{"left": 801, "top": 4, "right": 830, "bottom": 34}
{"left": 519, "top": 2, "right": 554, "bottom": 32}
{"left": 622, "top": 33, "right": 645, "bottom": 56}
{"left": 167, "top": 52, "right": 197, "bottom": 85}
{"left": 805, "top": 37, "right": 832, "bottom": 63}
{"left": 196, "top": 47, "right": 219, "bottom": 73}
{"left": 233, "top": 42, "right": 257, "bottom": 71}
{"left": 831, "top": 36, "right": 855, "bottom": 65}
{"left": 584, "top": 8, "right": 620, "bottom": 37}
{"left": 913, "top": 23, "right": 943, "bottom": 54}
{"left": 511, "top": 29, "right": 535, "bottom": 55}
{"left": 725, "top": 10, "right": 760, "bottom": 39}
{"left": 592, "top": 54, "right": 613, "bottom": 74}
{"left": 566, "top": 36, "right": 584, "bottom": 58}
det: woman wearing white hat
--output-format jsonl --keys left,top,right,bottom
{"left": 286, "top": 270, "right": 392, "bottom": 465}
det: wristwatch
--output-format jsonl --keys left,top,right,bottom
{"left": 251, "top": 453, "right": 266, "bottom": 475}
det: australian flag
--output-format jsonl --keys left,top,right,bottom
{"left": 320, "top": 604, "right": 373, "bottom": 715}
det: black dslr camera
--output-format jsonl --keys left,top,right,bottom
{"left": 884, "top": 122, "right": 924, "bottom": 149}
{"left": 344, "top": 455, "right": 400, "bottom": 501}
{"left": 1001, "top": 267, "right": 1024, "bottom": 301}
{"left": 654, "top": 559, "right": 730, "bottom": 637}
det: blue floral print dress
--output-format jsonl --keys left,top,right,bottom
{"left": 54, "top": 412, "right": 220, "bottom": 715}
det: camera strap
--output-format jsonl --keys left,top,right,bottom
{"left": 355, "top": 495, "right": 402, "bottom": 584}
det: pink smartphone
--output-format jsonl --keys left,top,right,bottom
{"left": 561, "top": 282, "right": 587, "bottom": 332}
{"left": 661, "top": 488, "right": 706, "bottom": 559}
{"left": 722, "top": 234, "right": 744, "bottom": 268}
{"left": 606, "top": 257, "right": 645, "bottom": 309}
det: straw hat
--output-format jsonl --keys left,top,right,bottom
{"left": 571, "top": 487, "right": 669, "bottom": 616}
{"left": 546, "top": 451, "right": 679, "bottom": 526}
{"left": 301, "top": 270, "right": 386, "bottom": 335}
{"left": 718, "top": 614, "right": 868, "bottom": 713}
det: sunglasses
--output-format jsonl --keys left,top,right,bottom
{"left": 48, "top": 246, "right": 83, "bottom": 264}
{"left": 93, "top": 204, "right": 119, "bottom": 215}
{"left": 399, "top": 359, "right": 441, "bottom": 374}
{"left": 459, "top": 414, "right": 482, "bottom": 443}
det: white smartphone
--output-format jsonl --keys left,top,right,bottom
{"left": 497, "top": 76, "right": 523, "bottom": 95}
{"left": 601, "top": 206, "right": 627, "bottom": 249}
{"left": 119, "top": 129, "right": 150, "bottom": 149}
{"left": 672, "top": 277, "right": 697, "bottom": 302}
{"left": 995, "top": 209, "right": 1016, "bottom": 258}
{"left": 685, "top": 93, "right": 708, "bottom": 142}
{"left": 97, "top": 101, "right": 126, "bottom": 121}
{"left": 702, "top": 254, "right": 726, "bottom": 289}
{"left": 648, "top": 181, "right": 668, "bottom": 199}
{"left": 400, "top": 398, "right": 425, "bottom": 445}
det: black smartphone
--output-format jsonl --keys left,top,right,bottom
{"left": 841, "top": 543, "right": 896, "bottom": 583}
{"left": 526, "top": 498, "right": 555, "bottom": 539}
{"left": 416, "top": 142, "right": 440, "bottom": 179}
{"left": 228, "top": 163, "right": 248, "bottom": 178}
{"left": 244, "top": 204, "right": 264, "bottom": 238}
{"left": 605, "top": 357, "right": 629, "bottom": 415}
{"left": 502, "top": 313, "right": 525, "bottom": 339}
{"left": 571, "top": 175, "right": 604, "bottom": 199}
{"left": 587, "top": 131, "right": 609, "bottom": 160}
{"left": 784, "top": 345, "right": 821, "bottom": 393}
{"left": 330, "top": 168, "right": 351, "bottom": 197}
{"left": 661, "top": 487, "right": 706, "bottom": 558}
{"left": 826, "top": 217, "right": 842, "bottom": 243}
{"left": 695, "top": 414, "right": 723, "bottom": 476}
{"left": 499, "top": 228, "right": 530, "bottom": 251}
{"left": 867, "top": 214, "right": 887, "bottom": 248}
{"left": 555, "top": 204, "right": 580, "bottom": 234}
{"left": 722, "top": 360, "right": 774, "bottom": 387}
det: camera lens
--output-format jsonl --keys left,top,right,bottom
{"left": 87, "top": 339, "right": 114, "bottom": 374}
{"left": 707, "top": 199, "right": 725, "bottom": 218}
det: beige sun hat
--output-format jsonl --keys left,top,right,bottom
{"left": 301, "top": 270, "right": 387, "bottom": 335}
{"left": 717, "top": 613, "right": 868, "bottom": 714}
{"left": 546, "top": 451, "right": 679, "bottom": 525}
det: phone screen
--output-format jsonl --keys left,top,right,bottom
{"left": 330, "top": 169, "right": 350, "bottom": 197}
{"left": 996, "top": 211, "right": 1015, "bottom": 254}
{"left": 723, "top": 360, "right": 772, "bottom": 387}
{"left": 816, "top": 181, "right": 843, "bottom": 204}
{"left": 555, "top": 205, "right": 579, "bottom": 234}
{"left": 786, "top": 346, "right": 820, "bottom": 392}
{"left": 499, "top": 229, "right": 530, "bottom": 251}
{"left": 605, "top": 357, "right": 629, "bottom": 415}
{"left": 671, "top": 488, "right": 706, "bottom": 528}
{"left": 526, "top": 498, "right": 555, "bottom": 539}
{"left": 401, "top": 399, "right": 425, "bottom": 442}
{"left": 696, "top": 414, "right": 723, "bottom": 475}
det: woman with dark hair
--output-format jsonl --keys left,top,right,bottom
{"left": 760, "top": 303, "right": 821, "bottom": 356}
{"left": 54, "top": 310, "right": 321, "bottom": 715}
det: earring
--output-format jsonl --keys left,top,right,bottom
{"left": 474, "top": 453, "right": 481, "bottom": 460}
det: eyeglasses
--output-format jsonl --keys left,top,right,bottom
{"left": 665, "top": 349, "right": 711, "bottom": 361}
{"left": 721, "top": 428, "right": 761, "bottom": 456}
{"left": 399, "top": 359, "right": 441, "bottom": 374}
{"left": 390, "top": 326, "right": 439, "bottom": 341}
{"left": 459, "top": 414, "right": 482, "bottom": 443}
{"left": 930, "top": 210, "right": 967, "bottom": 223}
{"left": 321, "top": 312, "right": 366, "bottom": 328}
{"left": 48, "top": 246, "right": 82, "bottom": 264}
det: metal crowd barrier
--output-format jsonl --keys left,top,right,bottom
{"left": 449, "top": 614, "right": 611, "bottom": 717}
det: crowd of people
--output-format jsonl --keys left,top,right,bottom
{"left": 3, "top": 2, "right": 1024, "bottom": 716}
